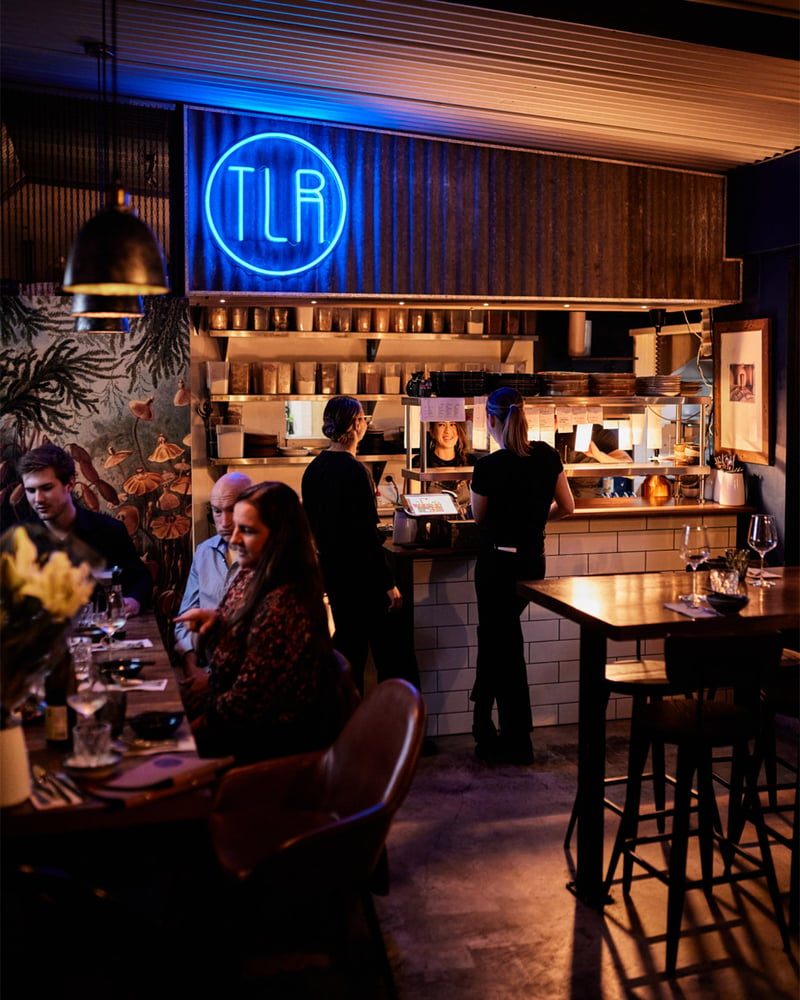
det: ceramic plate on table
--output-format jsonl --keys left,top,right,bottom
{"left": 62, "top": 752, "right": 122, "bottom": 782}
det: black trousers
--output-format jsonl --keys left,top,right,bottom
{"left": 327, "top": 585, "right": 421, "bottom": 694}
{"left": 472, "top": 549, "right": 542, "bottom": 742}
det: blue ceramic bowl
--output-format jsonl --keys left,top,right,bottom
{"left": 706, "top": 592, "right": 749, "bottom": 615}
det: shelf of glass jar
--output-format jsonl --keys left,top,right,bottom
{"left": 207, "top": 329, "right": 537, "bottom": 341}
{"left": 208, "top": 453, "right": 399, "bottom": 468}
{"left": 210, "top": 394, "right": 407, "bottom": 403}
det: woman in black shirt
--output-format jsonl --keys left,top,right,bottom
{"left": 301, "top": 396, "right": 408, "bottom": 693}
{"left": 470, "top": 387, "right": 575, "bottom": 764}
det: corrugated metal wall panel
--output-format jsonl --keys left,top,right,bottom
{"left": 185, "top": 107, "right": 740, "bottom": 303}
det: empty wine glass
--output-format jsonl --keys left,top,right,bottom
{"left": 678, "top": 523, "right": 711, "bottom": 606}
{"left": 748, "top": 514, "right": 778, "bottom": 587}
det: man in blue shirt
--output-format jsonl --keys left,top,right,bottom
{"left": 175, "top": 471, "right": 253, "bottom": 699}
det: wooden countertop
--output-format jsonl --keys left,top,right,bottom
{"left": 569, "top": 499, "right": 753, "bottom": 516}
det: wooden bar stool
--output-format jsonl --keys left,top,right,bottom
{"left": 564, "top": 645, "right": 672, "bottom": 849}
{"left": 603, "top": 631, "right": 791, "bottom": 976}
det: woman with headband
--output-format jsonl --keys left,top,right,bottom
{"left": 469, "top": 387, "right": 575, "bottom": 764}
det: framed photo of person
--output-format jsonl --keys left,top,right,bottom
{"left": 713, "top": 318, "right": 771, "bottom": 466}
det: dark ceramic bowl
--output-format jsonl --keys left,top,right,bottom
{"left": 101, "top": 659, "right": 145, "bottom": 681}
{"left": 127, "top": 711, "right": 184, "bottom": 742}
{"left": 706, "top": 592, "right": 749, "bottom": 615}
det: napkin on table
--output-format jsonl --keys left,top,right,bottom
{"left": 663, "top": 601, "right": 719, "bottom": 619}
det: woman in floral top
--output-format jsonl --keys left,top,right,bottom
{"left": 174, "top": 481, "right": 341, "bottom": 762}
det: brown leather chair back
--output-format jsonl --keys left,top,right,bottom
{"left": 209, "top": 678, "right": 426, "bottom": 891}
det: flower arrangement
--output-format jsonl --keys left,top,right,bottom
{"left": 0, "top": 525, "right": 94, "bottom": 725}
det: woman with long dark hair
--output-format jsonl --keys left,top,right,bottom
{"left": 470, "top": 387, "right": 574, "bottom": 764}
{"left": 174, "top": 481, "right": 339, "bottom": 762}
{"left": 412, "top": 421, "right": 474, "bottom": 507}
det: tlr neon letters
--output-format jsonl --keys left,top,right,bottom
{"left": 226, "top": 166, "right": 326, "bottom": 245}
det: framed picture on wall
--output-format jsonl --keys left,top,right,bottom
{"left": 713, "top": 318, "right": 771, "bottom": 465}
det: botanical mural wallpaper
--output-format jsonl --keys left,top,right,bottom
{"left": 0, "top": 295, "right": 192, "bottom": 649}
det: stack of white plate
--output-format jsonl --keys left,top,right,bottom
{"left": 635, "top": 375, "right": 681, "bottom": 396}
{"left": 679, "top": 380, "right": 702, "bottom": 395}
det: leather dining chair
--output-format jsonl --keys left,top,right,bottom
{"left": 603, "top": 631, "right": 791, "bottom": 976}
{"left": 206, "top": 678, "right": 426, "bottom": 997}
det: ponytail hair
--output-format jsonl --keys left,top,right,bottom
{"left": 486, "top": 387, "right": 530, "bottom": 457}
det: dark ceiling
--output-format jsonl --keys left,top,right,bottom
{"left": 1, "top": 0, "right": 798, "bottom": 173}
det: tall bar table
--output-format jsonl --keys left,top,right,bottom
{"left": 517, "top": 567, "right": 800, "bottom": 909}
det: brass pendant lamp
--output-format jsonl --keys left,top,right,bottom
{"left": 71, "top": 290, "right": 143, "bottom": 332}
{"left": 71, "top": 292, "right": 144, "bottom": 318}
{"left": 74, "top": 315, "right": 131, "bottom": 333}
{"left": 63, "top": 0, "right": 168, "bottom": 309}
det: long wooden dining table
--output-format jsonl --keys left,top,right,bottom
{"left": 2, "top": 612, "right": 234, "bottom": 839}
{"left": 517, "top": 566, "right": 800, "bottom": 910}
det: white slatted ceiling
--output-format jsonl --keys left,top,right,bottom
{"left": 1, "top": 0, "right": 798, "bottom": 171}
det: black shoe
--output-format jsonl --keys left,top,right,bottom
{"left": 421, "top": 738, "right": 438, "bottom": 757}
{"left": 496, "top": 735, "right": 534, "bottom": 766}
{"left": 474, "top": 729, "right": 502, "bottom": 763}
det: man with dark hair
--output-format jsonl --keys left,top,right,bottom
{"left": 17, "top": 443, "right": 152, "bottom": 616}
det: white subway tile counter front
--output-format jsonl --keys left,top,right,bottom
{"left": 386, "top": 508, "right": 744, "bottom": 739}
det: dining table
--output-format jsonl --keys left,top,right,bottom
{"left": 1, "top": 611, "right": 234, "bottom": 839}
{"left": 517, "top": 566, "right": 800, "bottom": 910}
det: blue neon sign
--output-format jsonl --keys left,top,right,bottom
{"left": 203, "top": 132, "right": 347, "bottom": 277}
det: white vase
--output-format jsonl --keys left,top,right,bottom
{"left": 716, "top": 470, "right": 745, "bottom": 506}
{"left": 0, "top": 723, "right": 31, "bottom": 807}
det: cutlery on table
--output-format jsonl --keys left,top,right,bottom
{"left": 32, "top": 765, "right": 83, "bottom": 804}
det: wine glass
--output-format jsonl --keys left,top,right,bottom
{"left": 92, "top": 590, "right": 127, "bottom": 652}
{"left": 678, "top": 524, "right": 711, "bottom": 606}
{"left": 748, "top": 514, "right": 778, "bottom": 587}
{"left": 67, "top": 685, "right": 108, "bottom": 720}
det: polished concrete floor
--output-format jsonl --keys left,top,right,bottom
{"left": 371, "top": 720, "right": 798, "bottom": 1000}
{"left": 4, "top": 719, "right": 796, "bottom": 1000}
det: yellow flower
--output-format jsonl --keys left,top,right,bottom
{"left": 2, "top": 525, "right": 94, "bottom": 621}
{"left": 0, "top": 526, "right": 40, "bottom": 598}
{"left": 19, "top": 550, "right": 94, "bottom": 620}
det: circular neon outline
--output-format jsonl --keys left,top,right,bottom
{"left": 204, "top": 132, "right": 347, "bottom": 277}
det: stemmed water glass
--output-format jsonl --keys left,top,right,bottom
{"left": 748, "top": 514, "right": 778, "bottom": 587}
{"left": 66, "top": 646, "right": 107, "bottom": 720}
{"left": 678, "top": 523, "right": 711, "bottom": 607}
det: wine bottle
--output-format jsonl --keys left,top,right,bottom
{"left": 109, "top": 565, "right": 126, "bottom": 640}
{"left": 44, "top": 648, "right": 75, "bottom": 750}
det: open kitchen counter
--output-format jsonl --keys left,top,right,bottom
{"left": 383, "top": 505, "right": 751, "bottom": 738}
